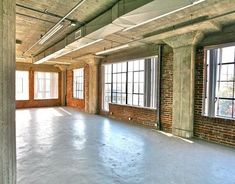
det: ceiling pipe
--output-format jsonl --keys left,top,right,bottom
{"left": 16, "top": 3, "right": 76, "bottom": 23}
{"left": 23, "top": 0, "right": 86, "bottom": 55}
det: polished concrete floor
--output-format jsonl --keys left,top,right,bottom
{"left": 16, "top": 107, "right": 235, "bottom": 184}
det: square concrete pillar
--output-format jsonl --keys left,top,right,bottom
{"left": 85, "top": 58, "right": 101, "bottom": 114}
{"left": 164, "top": 31, "right": 203, "bottom": 138}
{"left": 0, "top": 0, "right": 17, "bottom": 183}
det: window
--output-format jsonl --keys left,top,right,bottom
{"left": 103, "top": 65, "right": 112, "bottom": 111}
{"left": 34, "top": 72, "right": 58, "bottom": 99}
{"left": 204, "top": 45, "right": 235, "bottom": 119}
{"left": 73, "top": 68, "right": 84, "bottom": 99}
{"left": 102, "top": 57, "right": 157, "bottom": 111}
{"left": 16, "top": 71, "right": 29, "bottom": 100}
{"left": 112, "top": 62, "right": 127, "bottom": 105}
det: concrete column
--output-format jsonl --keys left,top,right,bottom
{"left": 164, "top": 31, "right": 203, "bottom": 138}
{"left": 56, "top": 65, "right": 67, "bottom": 106}
{"left": 85, "top": 58, "right": 100, "bottom": 114}
{"left": 0, "top": 0, "right": 16, "bottom": 183}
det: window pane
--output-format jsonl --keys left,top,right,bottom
{"left": 139, "top": 83, "right": 144, "bottom": 94}
{"left": 128, "top": 72, "right": 133, "bottom": 82}
{"left": 133, "top": 95, "right": 138, "bottom": 106}
{"left": 16, "top": 71, "right": 29, "bottom": 100}
{"left": 134, "top": 72, "right": 139, "bottom": 83}
{"left": 34, "top": 72, "right": 58, "bottom": 100}
{"left": 217, "top": 82, "right": 233, "bottom": 98}
{"left": 128, "top": 94, "right": 133, "bottom": 105}
{"left": 128, "top": 83, "right": 133, "bottom": 93}
{"left": 134, "top": 83, "right": 139, "bottom": 93}
{"left": 217, "top": 99, "right": 232, "bottom": 118}
{"left": 73, "top": 68, "right": 84, "bottom": 99}
{"left": 139, "top": 95, "right": 144, "bottom": 107}
{"left": 128, "top": 61, "right": 133, "bottom": 71}
{"left": 222, "top": 46, "right": 235, "bottom": 63}
{"left": 122, "top": 62, "right": 127, "bottom": 72}
{"left": 140, "top": 60, "right": 145, "bottom": 70}
{"left": 139, "top": 71, "right": 144, "bottom": 83}
{"left": 133, "top": 60, "right": 139, "bottom": 71}
{"left": 220, "top": 65, "right": 234, "bottom": 81}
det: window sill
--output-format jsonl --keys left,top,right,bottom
{"left": 73, "top": 98, "right": 84, "bottom": 100}
{"left": 201, "top": 114, "right": 235, "bottom": 121}
{"left": 34, "top": 98, "right": 59, "bottom": 100}
{"left": 110, "top": 103, "right": 157, "bottom": 111}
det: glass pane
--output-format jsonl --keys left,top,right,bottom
{"left": 140, "top": 60, "right": 145, "bottom": 70}
{"left": 128, "top": 61, "right": 133, "bottom": 72}
{"left": 133, "top": 60, "right": 139, "bottom": 71}
{"left": 112, "top": 93, "right": 117, "bottom": 103}
{"left": 122, "top": 73, "right": 126, "bottom": 83}
{"left": 113, "top": 64, "right": 117, "bottom": 73}
{"left": 218, "top": 99, "right": 232, "bottom": 118}
{"left": 139, "top": 71, "right": 144, "bottom": 83}
{"left": 128, "top": 83, "right": 133, "bottom": 93}
{"left": 128, "top": 94, "right": 133, "bottom": 105}
{"left": 128, "top": 72, "right": 133, "bottom": 82}
{"left": 117, "top": 63, "right": 122, "bottom": 72}
{"left": 113, "top": 73, "right": 117, "bottom": 83}
{"left": 122, "top": 62, "right": 127, "bottom": 72}
{"left": 117, "top": 83, "right": 121, "bottom": 93}
{"left": 121, "top": 94, "right": 126, "bottom": 104}
{"left": 133, "top": 95, "right": 138, "bottom": 106}
{"left": 134, "top": 83, "right": 139, "bottom": 93}
{"left": 134, "top": 72, "right": 139, "bottom": 83}
{"left": 139, "top": 95, "right": 144, "bottom": 107}
{"left": 220, "top": 64, "right": 234, "bottom": 81}
{"left": 113, "top": 83, "right": 117, "bottom": 92}
{"left": 117, "top": 73, "right": 121, "bottom": 83}
{"left": 222, "top": 46, "right": 235, "bottom": 63}
{"left": 122, "top": 84, "right": 126, "bottom": 93}
{"left": 139, "top": 83, "right": 144, "bottom": 94}
{"left": 117, "top": 93, "right": 121, "bottom": 104}
{"left": 217, "top": 82, "right": 233, "bottom": 98}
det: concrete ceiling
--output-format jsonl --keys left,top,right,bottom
{"left": 16, "top": 0, "right": 235, "bottom": 65}
{"left": 16, "top": 0, "right": 119, "bottom": 61}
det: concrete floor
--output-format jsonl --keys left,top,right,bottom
{"left": 16, "top": 107, "right": 235, "bottom": 184}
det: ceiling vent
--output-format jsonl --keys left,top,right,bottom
{"left": 75, "top": 29, "right": 82, "bottom": 40}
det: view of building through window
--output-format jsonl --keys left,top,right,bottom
{"left": 15, "top": 70, "right": 29, "bottom": 100}
{"left": 34, "top": 72, "right": 59, "bottom": 99}
{"left": 102, "top": 57, "right": 157, "bottom": 111}
{"left": 73, "top": 68, "right": 84, "bottom": 99}
{"left": 204, "top": 45, "right": 235, "bottom": 118}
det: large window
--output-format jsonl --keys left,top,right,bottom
{"left": 204, "top": 45, "right": 235, "bottom": 119}
{"left": 16, "top": 71, "right": 29, "bottom": 100}
{"left": 73, "top": 68, "right": 84, "bottom": 99}
{"left": 34, "top": 72, "right": 59, "bottom": 100}
{"left": 102, "top": 57, "right": 157, "bottom": 111}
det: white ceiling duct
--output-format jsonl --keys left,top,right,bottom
{"left": 34, "top": 0, "right": 205, "bottom": 64}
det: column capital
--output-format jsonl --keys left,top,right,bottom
{"left": 164, "top": 31, "right": 204, "bottom": 48}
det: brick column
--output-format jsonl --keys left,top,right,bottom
{"left": 85, "top": 58, "right": 100, "bottom": 114}
{"left": 164, "top": 31, "right": 203, "bottom": 138}
{"left": 0, "top": 0, "right": 16, "bottom": 183}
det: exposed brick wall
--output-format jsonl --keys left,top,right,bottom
{"left": 160, "top": 46, "right": 173, "bottom": 132}
{"left": 194, "top": 48, "right": 235, "bottom": 147}
{"left": 109, "top": 103, "right": 157, "bottom": 128}
{"left": 16, "top": 70, "right": 61, "bottom": 108}
{"left": 66, "top": 65, "right": 89, "bottom": 111}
